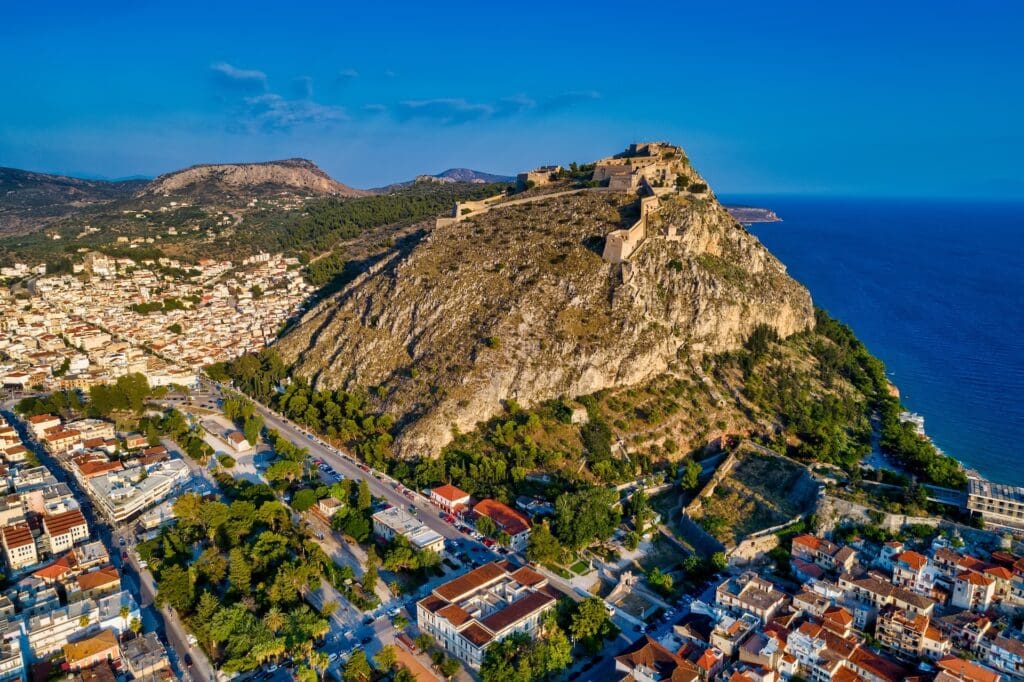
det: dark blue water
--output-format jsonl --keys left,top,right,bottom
{"left": 724, "top": 195, "right": 1024, "bottom": 486}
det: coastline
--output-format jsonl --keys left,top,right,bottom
{"left": 736, "top": 195, "right": 1024, "bottom": 488}
{"left": 724, "top": 205, "right": 782, "bottom": 224}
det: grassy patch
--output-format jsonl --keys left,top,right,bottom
{"left": 544, "top": 563, "right": 572, "bottom": 579}
{"left": 637, "top": 534, "right": 690, "bottom": 573}
{"left": 570, "top": 560, "right": 589, "bottom": 575}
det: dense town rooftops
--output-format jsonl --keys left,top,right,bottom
{"left": 840, "top": 574, "right": 936, "bottom": 610}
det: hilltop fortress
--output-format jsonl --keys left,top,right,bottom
{"left": 279, "top": 140, "right": 813, "bottom": 458}
{"left": 435, "top": 142, "right": 711, "bottom": 274}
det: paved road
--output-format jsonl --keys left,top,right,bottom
{"left": 182, "top": 381, "right": 671, "bottom": 678}
{"left": 191, "top": 382, "right": 505, "bottom": 564}
{"left": 0, "top": 408, "right": 212, "bottom": 681}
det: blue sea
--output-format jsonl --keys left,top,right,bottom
{"left": 723, "top": 195, "right": 1024, "bottom": 486}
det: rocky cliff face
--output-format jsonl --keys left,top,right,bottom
{"left": 143, "top": 158, "right": 366, "bottom": 197}
{"left": 277, "top": 148, "right": 813, "bottom": 457}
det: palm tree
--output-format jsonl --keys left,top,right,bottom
{"left": 309, "top": 650, "right": 329, "bottom": 682}
{"left": 120, "top": 605, "right": 131, "bottom": 635}
{"left": 264, "top": 607, "right": 286, "bottom": 634}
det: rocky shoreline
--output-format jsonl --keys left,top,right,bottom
{"left": 725, "top": 205, "right": 782, "bottom": 224}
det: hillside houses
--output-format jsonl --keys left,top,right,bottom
{"left": 0, "top": 252, "right": 310, "bottom": 392}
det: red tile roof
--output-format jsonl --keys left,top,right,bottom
{"left": 509, "top": 565, "right": 546, "bottom": 587}
{"left": 460, "top": 622, "right": 493, "bottom": 647}
{"left": 433, "top": 562, "right": 506, "bottom": 602}
{"left": 436, "top": 603, "right": 472, "bottom": 627}
{"left": 43, "top": 509, "right": 88, "bottom": 537}
{"left": 958, "top": 571, "right": 994, "bottom": 586}
{"left": 2, "top": 523, "right": 34, "bottom": 548}
{"left": 479, "top": 590, "right": 554, "bottom": 634}
{"left": 936, "top": 657, "right": 1001, "bottom": 682}
{"left": 473, "top": 499, "right": 531, "bottom": 536}
{"left": 432, "top": 484, "right": 469, "bottom": 502}
{"left": 34, "top": 553, "right": 78, "bottom": 581}
{"left": 76, "top": 565, "right": 120, "bottom": 591}
{"left": 895, "top": 550, "right": 928, "bottom": 571}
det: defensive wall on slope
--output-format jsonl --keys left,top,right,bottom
{"left": 434, "top": 143, "right": 692, "bottom": 275}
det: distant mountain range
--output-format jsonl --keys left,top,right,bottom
{"left": 0, "top": 161, "right": 513, "bottom": 235}
{"left": 0, "top": 167, "right": 146, "bottom": 235}
{"left": 371, "top": 168, "right": 514, "bottom": 193}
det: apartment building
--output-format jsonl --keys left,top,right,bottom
{"left": 372, "top": 506, "right": 444, "bottom": 553}
{"left": 42, "top": 508, "right": 89, "bottom": 554}
{"left": 1, "top": 522, "right": 38, "bottom": 570}
{"left": 875, "top": 605, "right": 950, "bottom": 662}
{"left": 952, "top": 571, "right": 997, "bottom": 611}
{"left": 120, "top": 632, "right": 170, "bottom": 678}
{"left": 66, "top": 565, "right": 121, "bottom": 603}
{"left": 967, "top": 478, "right": 1024, "bottom": 530}
{"left": 87, "top": 459, "right": 189, "bottom": 522}
{"left": 715, "top": 572, "right": 789, "bottom": 624}
{"left": 792, "top": 534, "right": 857, "bottom": 575}
{"left": 416, "top": 562, "right": 556, "bottom": 668}
{"left": 891, "top": 550, "right": 938, "bottom": 595}
{"left": 65, "top": 420, "right": 115, "bottom": 442}
{"left": 27, "top": 415, "right": 61, "bottom": 439}
{"left": 838, "top": 574, "right": 935, "bottom": 629}
{"left": 26, "top": 598, "right": 98, "bottom": 658}
{"left": 42, "top": 428, "right": 82, "bottom": 454}
{"left": 63, "top": 629, "right": 119, "bottom": 671}
{"left": 0, "top": 636, "right": 24, "bottom": 682}
{"left": 614, "top": 636, "right": 700, "bottom": 682}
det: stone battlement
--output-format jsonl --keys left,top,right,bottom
{"left": 436, "top": 144, "right": 695, "bottom": 274}
{"left": 596, "top": 143, "right": 693, "bottom": 266}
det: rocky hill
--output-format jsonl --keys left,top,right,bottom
{"left": 277, "top": 143, "right": 814, "bottom": 457}
{"left": 373, "top": 168, "right": 513, "bottom": 193}
{"left": 726, "top": 205, "right": 782, "bottom": 224}
{"left": 435, "top": 168, "right": 514, "bottom": 184}
{"left": 142, "top": 158, "right": 367, "bottom": 198}
{"left": 0, "top": 167, "right": 146, "bottom": 235}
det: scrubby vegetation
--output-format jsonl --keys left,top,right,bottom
{"left": 216, "top": 305, "right": 966, "bottom": 572}
{"left": 281, "top": 182, "right": 507, "bottom": 255}
{"left": 716, "top": 311, "right": 966, "bottom": 488}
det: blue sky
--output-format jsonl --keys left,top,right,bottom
{"left": 2, "top": 1, "right": 1022, "bottom": 197}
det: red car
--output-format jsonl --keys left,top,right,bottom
{"left": 483, "top": 538, "right": 496, "bottom": 548}
{"left": 444, "top": 515, "right": 456, "bottom": 524}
